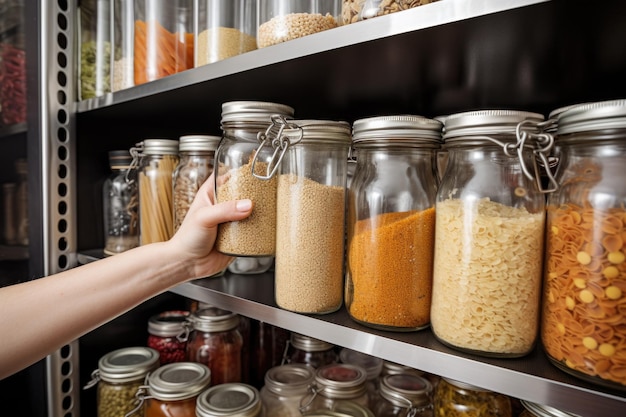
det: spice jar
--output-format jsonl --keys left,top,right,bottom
{"left": 346, "top": 115, "right": 441, "bottom": 331}
{"left": 430, "top": 110, "right": 551, "bottom": 357}
{"left": 434, "top": 378, "right": 512, "bottom": 417}
{"left": 301, "top": 363, "right": 371, "bottom": 414}
{"left": 287, "top": 333, "right": 337, "bottom": 369}
{"left": 147, "top": 310, "right": 190, "bottom": 365}
{"left": 0, "top": 0, "right": 26, "bottom": 125}
{"left": 103, "top": 150, "right": 139, "bottom": 255}
{"left": 134, "top": 139, "right": 179, "bottom": 244}
{"left": 173, "top": 135, "right": 221, "bottom": 231}
{"left": 14, "top": 157, "right": 28, "bottom": 246}
{"left": 519, "top": 400, "right": 581, "bottom": 417}
{"left": 195, "top": 0, "right": 257, "bottom": 66}
{"left": 196, "top": 383, "right": 263, "bottom": 417}
{"left": 341, "top": 0, "right": 438, "bottom": 25}
{"left": 111, "top": 0, "right": 134, "bottom": 91}
{"left": 541, "top": 99, "right": 626, "bottom": 391}
{"left": 271, "top": 119, "right": 351, "bottom": 314}
{"left": 78, "top": 0, "right": 111, "bottom": 99}
{"left": 260, "top": 363, "right": 315, "bottom": 417}
{"left": 185, "top": 306, "right": 243, "bottom": 385}
{"left": 374, "top": 373, "right": 433, "bottom": 417}
{"left": 214, "top": 100, "right": 294, "bottom": 257}
{"left": 339, "top": 348, "right": 382, "bottom": 410}
{"left": 84, "top": 346, "right": 160, "bottom": 417}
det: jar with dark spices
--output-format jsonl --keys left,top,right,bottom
{"left": 374, "top": 373, "right": 433, "bottom": 417}
{"left": 147, "top": 310, "right": 190, "bottom": 365}
{"left": 286, "top": 333, "right": 337, "bottom": 369}
{"left": 260, "top": 363, "right": 315, "bottom": 417}
{"left": 434, "top": 378, "right": 511, "bottom": 417}
{"left": 341, "top": 0, "right": 439, "bottom": 25}
{"left": 185, "top": 306, "right": 243, "bottom": 385}
{"left": 196, "top": 383, "right": 263, "bottom": 417}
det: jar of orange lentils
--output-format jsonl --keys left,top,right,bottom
{"left": 541, "top": 99, "right": 626, "bottom": 391}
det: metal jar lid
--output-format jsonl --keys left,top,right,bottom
{"left": 286, "top": 119, "right": 352, "bottom": 144}
{"left": 338, "top": 348, "right": 383, "bottom": 381}
{"left": 556, "top": 99, "right": 626, "bottom": 136}
{"left": 189, "top": 307, "right": 240, "bottom": 333}
{"left": 441, "top": 377, "right": 489, "bottom": 392}
{"left": 379, "top": 373, "right": 432, "bottom": 408}
{"left": 520, "top": 400, "right": 582, "bottom": 417}
{"left": 314, "top": 363, "right": 368, "bottom": 399}
{"left": 264, "top": 363, "right": 315, "bottom": 395}
{"left": 147, "top": 362, "right": 211, "bottom": 401}
{"left": 147, "top": 310, "right": 190, "bottom": 337}
{"left": 178, "top": 135, "right": 222, "bottom": 152}
{"left": 352, "top": 115, "right": 442, "bottom": 147}
{"left": 443, "top": 109, "right": 544, "bottom": 143}
{"left": 290, "top": 333, "right": 334, "bottom": 352}
{"left": 108, "top": 150, "right": 133, "bottom": 169}
{"left": 221, "top": 101, "right": 295, "bottom": 126}
{"left": 97, "top": 346, "right": 160, "bottom": 383}
{"left": 196, "top": 383, "right": 262, "bottom": 417}
{"left": 141, "top": 138, "right": 180, "bottom": 155}
{"left": 381, "top": 361, "right": 423, "bottom": 377}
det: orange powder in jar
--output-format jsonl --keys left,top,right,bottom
{"left": 347, "top": 208, "right": 435, "bottom": 329}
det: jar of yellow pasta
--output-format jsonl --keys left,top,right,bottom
{"left": 541, "top": 99, "right": 626, "bottom": 391}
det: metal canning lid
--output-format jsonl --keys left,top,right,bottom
{"left": 196, "top": 383, "right": 262, "bottom": 417}
{"left": 338, "top": 348, "right": 383, "bottom": 380}
{"left": 352, "top": 115, "right": 442, "bottom": 146}
{"left": 441, "top": 377, "right": 489, "bottom": 392}
{"left": 443, "top": 109, "right": 544, "bottom": 142}
{"left": 147, "top": 362, "right": 211, "bottom": 401}
{"left": 315, "top": 363, "right": 368, "bottom": 399}
{"left": 221, "top": 101, "right": 295, "bottom": 125}
{"left": 290, "top": 333, "right": 334, "bottom": 352}
{"left": 190, "top": 306, "right": 240, "bottom": 333}
{"left": 264, "top": 363, "right": 315, "bottom": 395}
{"left": 98, "top": 346, "right": 160, "bottom": 383}
{"left": 379, "top": 374, "right": 432, "bottom": 407}
{"left": 381, "top": 361, "right": 423, "bottom": 377}
{"left": 520, "top": 400, "right": 582, "bottom": 417}
{"left": 142, "top": 138, "right": 179, "bottom": 155}
{"left": 557, "top": 99, "right": 626, "bottom": 136}
{"left": 178, "top": 135, "right": 222, "bottom": 152}
{"left": 108, "top": 150, "right": 132, "bottom": 168}
{"left": 148, "top": 310, "right": 190, "bottom": 337}
{"left": 288, "top": 119, "right": 351, "bottom": 144}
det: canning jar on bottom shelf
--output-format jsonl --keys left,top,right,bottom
{"left": 434, "top": 378, "right": 512, "bottom": 417}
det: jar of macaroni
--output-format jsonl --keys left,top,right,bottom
{"left": 434, "top": 378, "right": 511, "bottom": 417}
{"left": 260, "top": 363, "right": 315, "bottom": 417}
{"left": 196, "top": 383, "right": 263, "bottom": 417}
{"left": 541, "top": 99, "right": 626, "bottom": 391}
{"left": 374, "top": 373, "right": 433, "bottom": 417}
{"left": 341, "top": 0, "right": 439, "bottom": 25}
{"left": 431, "top": 110, "right": 551, "bottom": 357}
{"left": 147, "top": 310, "right": 190, "bottom": 365}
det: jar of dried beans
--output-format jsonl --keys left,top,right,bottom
{"left": 430, "top": 110, "right": 552, "bottom": 357}
{"left": 433, "top": 378, "right": 512, "bottom": 417}
{"left": 541, "top": 99, "right": 626, "bottom": 391}
{"left": 214, "top": 100, "right": 294, "bottom": 257}
{"left": 78, "top": 0, "right": 112, "bottom": 100}
{"left": 346, "top": 115, "right": 441, "bottom": 331}
{"left": 260, "top": 363, "right": 315, "bottom": 417}
{"left": 374, "top": 373, "right": 433, "bottom": 417}
{"left": 147, "top": 310, "right": 190, "bottom": 365}
{"left": 185, "top": 306, "right": 243, "bottom": 385}
{"left": 196, "top": 383, "right": 263, "bottom": 417}
{"left": 341, "top": 0, "right": 439, "bottom": 25}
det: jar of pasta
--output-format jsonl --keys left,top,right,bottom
{"left": 196, "top": 383, "right": 263, "bottom": 417}
{"left": 214, "top": 100, "right": 294, "bottom": 257}
{"left": 260, "top": 363, "right": 315, "bottom": 417}
{"left": 134, "top": 139, "right": 179, "bottom": 244}
{"left": 346, "top": 115, "right": 441, "bottom": 331}
{"left": 430, "top": 110, "right": 551, "bottom": 357}
{"left": 433, "top": 378, "right": 512, "bottom": 417}
{"left": 374, "top": 373, "right": 433, "bottom": 417}
{"left": 541, "top": 99, "right": 626, "bottom": 391}
{"left": 287, "top": 333, "right": 337, "bottom": 369}
{"left": 341, "top": 0, "right": 438, "bottom": 25}
{"left": 147, "top": 310, "right": 190, "bottom": 365}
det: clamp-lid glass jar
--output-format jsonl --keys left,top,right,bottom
{"left": 214, "top": 100, "right": 295, "bottom": 257}
{"left": 374, "top": 373, "right": 433, "bottom": 417}
{"left": 260, "top": 363, "right": 315, "bottom": 417}
{"left": 434, "top": 378, "right": 511, "bottom": 417}
{"left": 286, "top": 333, "right": 337, "bottom": 369}
{"left": 339, "top": 348, "right": 383, "bottom": 410}
{"left": 302, "top": 363, "right": 371, "bottom": 414}
{"left": 147, "top": 310, "right": 190, "bottom": 365}
{"left": 430, "top": 110, "right": 551, "bottom": 357}
{"left": 346, "top": 115, "right": 441, "bottom": 331}
{"left": 196, "top": 383, "right": 263, "bottom": 417}
{"left": 541, "top": 99, "right": 626, "bottom": 391}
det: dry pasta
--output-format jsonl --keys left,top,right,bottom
{"left": 139, "top": 155, "right": 178, "bottom": 244}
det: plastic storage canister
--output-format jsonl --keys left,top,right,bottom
{"left": 271, "top": 119, "right": 351, "bottom": 314}
{"left": 196, "top": 383, "right": 263, "bottom": 417}
{"left": 103, "top": 150, "right": 139, "bottom": 255}
{"left": 141, "top": 362, "right": 211, "bottom": 417}
{"left": 286, "top": 333, "right": 337, "bottom": 369}
{"left": 540, "top": 99, "right": 626, "bottom": 391}
{"left": 433, "top": 378, "right": 511, "bottom": 417}
{"left": 111, "top": 0, "right": 134, "bottom": 91}
{"left": 134, "top": 139, "right": 179, "bottom": 244}
{"left": 78, "top": 0, "right": 111, "bottom": 99}
{"left": 185, "top": 306, "right": 243, "bottom": 385}
{"left": 0, "top": 0, "right": 26, "bottom": 125}
{"left": 195, "top": 0, "right": 257, "bottom": 66}
{"left": 214, "top": 100, "right": 294, "bottom": 257}
{"left": 257, "top": 0, "right": 340, "bottom": 48}
{"left": 173, "top": 135, "right": 221, "bottom": 231}
{"left": 84, "top": 346, "right": 160, "bottom": 417}
{"left": 260, "top": 363, "right": 315, "bottom": 417}
{"left": 147, "top": 310, "right": 190, "bottom": 365}
{"left": 341, "top": 0, "right": 438, "bottom": 25}
{"left": 374, "top": 373, "right": 433, "bottom": 417}
{"left": 339, "top": 348, "right": 383, "bottom": 410}
{"left": 430, "top": 110, "right": 550, "bottom": 357}
{"left": 346, "top": 115, "right": 441, "bottom": 331}
{"left": 133, "top": 0, "right": 194, "bottom": 85}
{"left": 301, "top": 363, "right": 371, "bottom": 414}
{"left": 519, "top": 400, "right": 581, "bottom": 417}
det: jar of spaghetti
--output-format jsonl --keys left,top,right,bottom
{"left": 147, "top": 310, "right": 190, "bottom": 365}
{"left": 196, "top": 383, "right": 263, "bottom": 417}
{"left": 301, "top": 363, "right": 371, "bottom": 414}
{"left": 433, "top": 378, "right": 511, "bottom": 417}
{"left": 341, "top": 0, "right": 438, "bottom": 25}
{"left": 541, "top": 99, "right": 626, "bottom": 391}
{"left": 260, "top": 363, "right": 315, "bottom": 417}
{"left": 286, "top": 332, "right": 337, "bottom": 370}
{"left": 214, "top": 100, "right": 294, "bottom": 257}
{"left": 374, "top": 373, "right": 433, "bottom": 417}
{"left": 185, "top": 306, "right": 243, "bottom": 385}
{"left": 134, "top": 139, "right": 179, "bottom": 244}
{"left": 346, "top": 115, "right": 441, "bottom": 331}
{"left": 133, "top": 0, "right": 194, "bottom": 85}
{"left": 431, "top": 110, "right": 551, "bottom": 357}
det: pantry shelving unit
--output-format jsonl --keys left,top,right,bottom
{"left": 20, "top": 0, "right": 626, "bottom": 416}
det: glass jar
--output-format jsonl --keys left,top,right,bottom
{"left": 84, "top": 346, "right": 160, "bottom": 417}
{"left": 374, "top": 374, "right": 433, "bottom": 417}
{"left": 541, "top": 99, "right": 626, "bottom": 391}
{"left": 173, "top": 135, "right": 221, "bottom": 231}
{"left": 0, "top": 0, "right": 26, "bottom": 126}
{"left": 430, "top": 110, "right": 550, "bottom": 357}
{"left": 260, "top": 363, "right": 315, "bottom": 417}
{"left": 78, "top": 0, "right": 111, "bottom": 99}
{"left": 133, "top": 0, "right": 194, "bottom": 85}
{"left": 433, "top": 378, "right": 512, "bottom": 417}
{"left": 338, "top": 348, "right": 382, "bottom": 410}
{"left": 196, "top": 383, "right": 263, "bottom": 417}
{"left": 14, "top": 157, "right": 28, "bottom": 246}
{"left": 272, "top": 119, "right": 351, "bottom": 314}
{"left": 2, "top": 182, "right": 16, "bottom": 244}
{"left": 195, "top": 0, "right": 257, "bottom": 66}
{"left": 258, "top": 0, "right": 340, "bottom": 48}
{"left": 519, "top": 400, "right": 580, "bottom": 417}
{"left": 214, "top": 100, "right": 294, "bottom": 257}
{"left": 185, "top": 306, "right": 243, "bottom": 385}
{"left": 134, "top": 138, "right": 179, "bottom": 244}
{"left": 341, "top": 0, "right": 438, "bottom": 25}
{"left": 346, "top": 115, "right": 441, "bottom": 331}
{"left": 287, "top": 333, "right": 337, "bottom": 369}
{"left": 228, "top": 256, "right": 274, "bottom": 274}
{"left": 302, "top": 363, "right": 371, "bottom": 414}
{"left": 147, "top": 310, "right": 190, "bottom": 365}
{"left": 111, "top": 0, "right": 135, "bottom": 91}
{"left": 103, "top": 150, "right": 139, "bottom": 255}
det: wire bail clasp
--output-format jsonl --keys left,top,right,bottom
{"left": 251, "top": 115, "right": 303, "bottom": 180}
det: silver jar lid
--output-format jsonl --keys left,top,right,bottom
{"left": 557, "top": 99, "right": 626, "bottom": 136}
{"left": 141, "top": 138, "right": 179, "bottom": 155}
{"left": 178, "top": 135, "right": 221, "bottom": 152}
{"left": 147, "top": 362, "right": 211, "bottom": 401}
{"left": 290, "top": 333, "right": 334, "bottom": 352}
{"left": 196, "top": 383, "right": 262, "bottom": 417}
{"left": 286, "top": 119, "right": 352, "bottom": 145}
{"left": 190, "top": 307, "right": 240, "bottom": 333}
{"left": 352, "top": 115, "right": 442, "bottom": 147}
{"left": 221, "top": 101, "right": 295, "bottom": 126}
{"left": 381, "top": 360, "right": 423, "bottom": 377}
{"left": 379, "top": 373, "right": 432, "bottom": 408}
{"left": 97, "top": 346, "right": 160, "bottom": 383}
{"left": 264, "top": 363, "right": 315, "bottom": 395}
{"left": 148, "top": 310, "right": 190, "bottom": 337}
{"left": 339, "top": 348, "right": 383, "bottom": 381}
{"left": 520, "top": 400, "right": 582, "bottom": 417}
{"left": 108, "top": 150, "right": 133, "bottom": 168}
{"left": 443, "top": 109, "right": 544, "bottom": 142}
{"left": 314, "top": 363, "right": 368, "bottom": 399}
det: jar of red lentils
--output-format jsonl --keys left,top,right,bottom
{"left": 147, "top": 310, "right": 190, "bottom": 365}
{"left": 541, "top": 99, "right": 626, "bottom": 391}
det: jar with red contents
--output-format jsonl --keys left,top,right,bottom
{"left": 147, "top": 310, "right": 190, "bottom": 365}
{"left": 185, "top": 306, "right": 243, "bottom": 385}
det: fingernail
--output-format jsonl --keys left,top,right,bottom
{"left": 236, "top": 199, "right": 252, "bottom": 211}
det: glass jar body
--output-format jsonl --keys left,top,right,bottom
{"left": 145, "top": 397, "right": 197, "bottom": 417}
{"left": 97, "top": 379, "right": 144, "bottom": 417}
{"left": 228, "top": 256, "right": 274, "bottom": 274}
{"left": 173, "top": 150, "right": 215, "bottom": 231}
{"left": 103, "top": 166, "right": 139, "bottom": 255}
{"left": 0, "top": 1, "right": 26, "bottom": 126}
{"left": 112, "top": 0, "right": 135, "bottom": 91}
{"left": 186, "top": 328, "right": 243, "bottom": 385}
{"left": 289, "top": 347, "right": 337, "bottom": 369}
{"left": 260, "top": 364, "right": 315, "bottom": 417}
{"left": 433, "top": 378, "right": 512, "bottom": 417}
{"left": 79, "top": 0, "right": 111, "bottom": 99}
{"left": 346, "top": 147, "right": 438, "bottom": 331}
{"left": 341, "top": 0, "right": 438, "bottom": 25}
{"left": 430, "top": 142, "right": 545, "bottom": 357}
